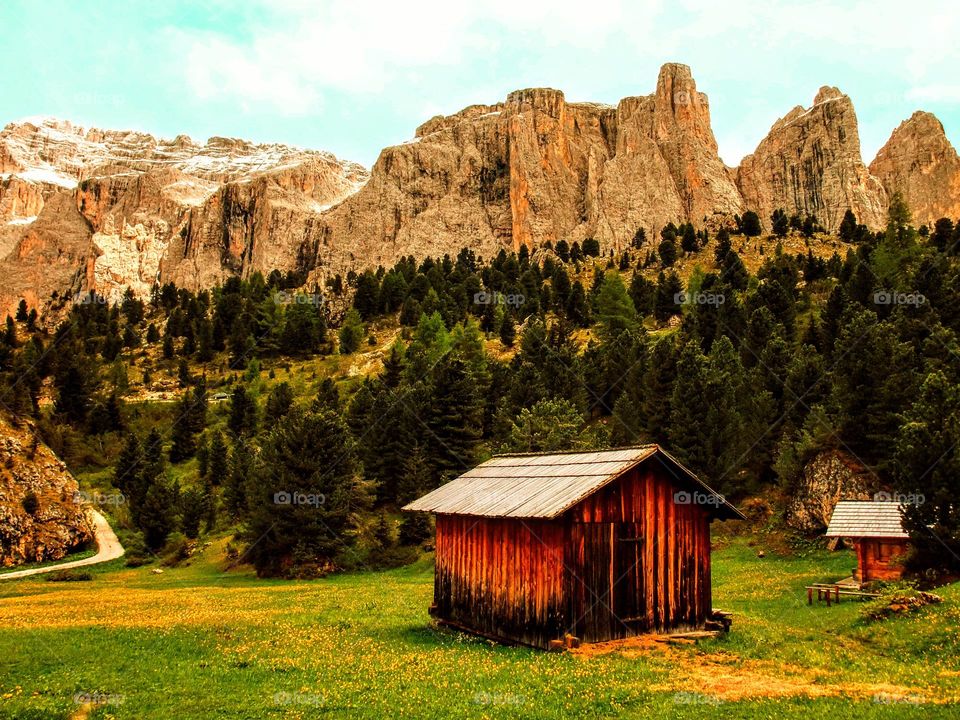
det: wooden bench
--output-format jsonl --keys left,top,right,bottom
{"left": 806, "top": 583, "right": 880, "bottom": 605}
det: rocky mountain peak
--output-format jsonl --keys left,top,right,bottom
{"left": 869, "top": 109, "right": 960, "bottom": 225}
{"left": 736, "top": 85, "right": 886, "bottom": 230}
{"left": 1, "top": 64, "right": 958, "bottom": 316}
{"left": 0, "top": 116, "right": 369, "bottom": 314}
{"left": 814, "top": 85, "right": 845, "bottom": 104}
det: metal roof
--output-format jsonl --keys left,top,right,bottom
{"left": 403, "top": 445, "right": 743, "bottom": 520}
{"left": 825, "top": 501, "right": 910, "bottom": 539}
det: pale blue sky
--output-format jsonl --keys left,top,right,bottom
{"left": 2, "top": 0, "right": 958, "bottom": 169}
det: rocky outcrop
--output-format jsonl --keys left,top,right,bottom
{"left": 869, "top": 111, "right": 960, "bottom": 227}
{"left": 0, "top": 413, "right": 93, "bottom": 567}
{"left": 1, "top": 68, "right": 958, "bottom": 312}
{"left": 737, "top": 87, "right": 887, "bottom": 231}
{"left": 786, "top": 449, "right": 873, "bottom": 532}
{"left": 312, "top": 63, "right": 742, "bottom": 281}
{"left": 0, "top": 117, "right": 367, "bottom": 313}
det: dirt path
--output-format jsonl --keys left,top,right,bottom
{"left": 0, "top": 509, "right": 124, "bottom": 580}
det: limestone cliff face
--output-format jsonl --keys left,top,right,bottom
{"left": 0, "top": 414, "right": 94, "bottom": 567}
{"left": 312, "top": 63, "right": 742, "bottom": 281}
{"left": 869, "top": 111, "right": 960, "bottom": 226}
{"left": 737, "top": 87, "right": 887, "bottom": 231}
{"left": 0, "top": 117, "right": 367, "bottom": 314}
{"left": 2, "top": 69, "right": 959, "bottom": 312}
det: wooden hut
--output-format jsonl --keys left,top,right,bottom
{"left": 825, "top": 501, "right": 910, "bottom": 582}
{"left": 403, "top": 445, "right": 743, "bottom": 649}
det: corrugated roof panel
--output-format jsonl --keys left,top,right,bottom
{"left": 403, "top": 445, "right": 743, "bottom": 520}
{"left": 824, "top": 501, "right": 910, "bottom": 538}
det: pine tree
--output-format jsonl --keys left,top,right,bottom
{"left": 631, "top": 227, "right": 647, "bottom": 249}
{"left": 244, "top": 408, "right": 370, "bottom": 577}
{"left": 398, "top": 512, "right": 432, "bottom": 546}
{"left": 382, "top": 342, "right": 406, "bottom": 388}
{"left": 169, "top": 395, "right": 197, "bottom": 463}
{"left": 894, "top": 372, "right": 960, "bottom": 572}
{"left": 566, "top": 281, "right": 590, "bottom": 327}
{"left": 654, "top": 271, "right": 683, "bottom": 322}
{"left": 658, "top": 236, "right": 677, "bottom": 267}
{"left": 427, "top": 356, "right": 483, "bottom": 481}
{"left": 338, "top": 309, "right": 365, "bottom": 354}
{"left": 499, "top": 312, "right": 516, "bottom": 346}
{"left": 114, "top": 432, "right": 144, "bottom": 509}
{"left": 208, "top": 431, "right": 229, "bottom": 485}
{"left": 196, "top": 319, "right": 215, "bottom": 361}
{"left": 265, "top": 382, "right": 295, "bottom": 424}
{"left": 180, "top": 485, "right": 205, "bottom": 539}
{"left": 594, "top": 272, "right": 636, "bottom": 338}
{"left": 838, "top": 209, "right": 859, "bottom": 243}
{"left": 54, "top": 352, "right": 96, "bottom": 425}
{"left": 169, "top": 381, "right": 206, "bottom": 463}
{"left": 140, "top": 476, "right": 178, "bottom": 550}
{"left": 396, "top": 445, "right": 432, "bottom": 504}
{"left": 637, "top": 335, "right": 676, "bottom": 444}
{"left": 197, "top": 435, "right": 210, "bottom": 477}
{"left": 228, "top": 385, "right": 258, "bottom": 437}
{"left": 714, "top": 227, "right": 732, "bottom": 264}
{"left": 202, "top": 472, "right": 217, "bottom": 532}
{"left": 373, "top": 512, "right": 395, "bottom": 549}
{"left": 224, "top": 442, "right": 253, "bottom": 519}
{"left": 740, "top": 211, "right": 762, "bottom": 237}
{"left": 313, "top": 377, "right": 341, "bottom": 413}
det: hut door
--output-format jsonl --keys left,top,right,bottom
{"left": 615, "top": 522, "right": 647, "bottom": 631}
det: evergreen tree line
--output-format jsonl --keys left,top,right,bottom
{"left": 3, "top": 196, "right": 960, "bottom": 575}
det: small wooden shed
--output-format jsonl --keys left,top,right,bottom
{"left": 403, "top": 445, "right": 743, "bottom": 649}
{"left": 825, "top": 501, "right": 910, "bottom": 582}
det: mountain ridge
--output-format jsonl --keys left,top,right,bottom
{"left": 2, "top": 63, "right": 959, "bottom": 316}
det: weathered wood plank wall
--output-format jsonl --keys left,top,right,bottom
{"left": 433, "top": 464, "right": 713, "bottom": 648}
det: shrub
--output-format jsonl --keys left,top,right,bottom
{"left": 860, "top": 582, "right": 943, "bottom": 621}
{"left": 46, "top": 570, "right": 92, "bottom": 582}
{"left": 160, "top": 532, "right": 194, "bottom": 567}
{"left": 121, "top": 530, "right": 152, "bottom": 567}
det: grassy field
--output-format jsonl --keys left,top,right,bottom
{"left": 1, "top": 536, "right": 958, "bottom": 719}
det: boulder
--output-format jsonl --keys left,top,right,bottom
{"left": 786, "top": 449, "right": 873, "bottom": 532}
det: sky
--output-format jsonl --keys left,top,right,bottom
{"left": 2, "top": 0, "right": 959, "bottom": 169}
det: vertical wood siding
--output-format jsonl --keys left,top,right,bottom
{"left": 434, "top": 515, "right": 566, "bottom": 648}
{"left": 432, "top": 464, "right": 714, "bottom": 648}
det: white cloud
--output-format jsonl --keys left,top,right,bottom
{"left": 171, "top": 0, "right": 660, "bottom": 114}
{"left": 168, "top": 0, "right": 960, "bottom": 165}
